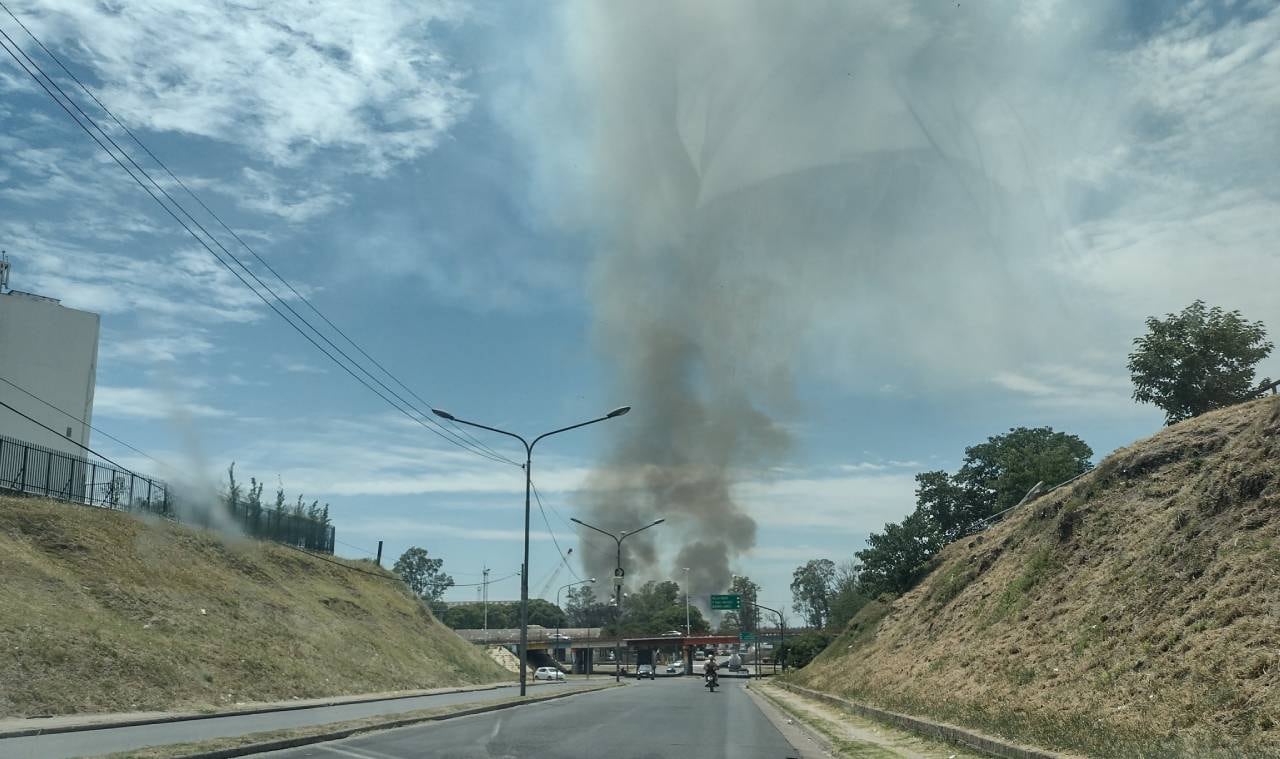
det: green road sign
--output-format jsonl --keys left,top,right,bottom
{"left": 739, "top": 631, "right": 755, "bottom": 642}
{"left": 710, "top": 594, "right": 741, "bottom": 611}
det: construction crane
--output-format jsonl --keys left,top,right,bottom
{"left": 536, "top": 548, "right": 574, "bottom": 599}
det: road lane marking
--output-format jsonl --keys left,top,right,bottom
{"left": 316, "top": 744, "right": 402, "bottom": 759}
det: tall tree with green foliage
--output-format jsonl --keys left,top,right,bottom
{"left": 1128, "top": 300, "right": 1273, "bottom": 424}
{"left": 956, "top": 427, "right": 1093, "bottom": 516}
{"left": 393, "top": 547, "right": 455, "bottom": 603}
{"left": 566, "top": 584, "right": 611, "bottom": 627}
{"left": 827, "top": 561, "right": 869, "bottom": 631}
{"left": 854, "top": 512, "right": 937, "bottom": 597}
{"left": 790, "top": 559, "right": 836, "bottom": 628}
{"left": 729, "top": 575, "right": 761, "bottom": 631}
{"left": 717, "top": 611, "right": 742, "bottom": 634}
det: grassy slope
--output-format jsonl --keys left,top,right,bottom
{"left": 0, "top": 496, "right": 511, "bottom": 717}
{"left": 795, "top": 396, "right": 1280, "bottom": 757}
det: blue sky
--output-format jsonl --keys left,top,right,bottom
{"left": 2, "top": 0, "right": 1278, "bottom": 617}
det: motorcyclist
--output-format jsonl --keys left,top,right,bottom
{"left": 704, "top": 656, "right": 719, "bottom": 688}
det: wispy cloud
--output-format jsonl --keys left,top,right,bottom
{"left": 231, "top": 168, "right": 350, "bottom": 222}
{"left": 340, "top": 518, "right": 554, "bottom": 544}
{"left": 94, "top": 385, "right": 229, "bottom": 420}
{"left": 9, "top": 0, "right": 473, "bottom": 172}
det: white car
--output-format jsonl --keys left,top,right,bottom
{"left": 534, "top": 666, "right": 565, "bottom": 681}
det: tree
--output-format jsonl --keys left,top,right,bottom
{"left": 790, "top": 559, "right": 836, "bottom": 628}
{"left": 525, "top": 598, "right": 567, "bottom": 628}
{"left": 225, "top": 462, "right": 242, "bottom": 514}
{"left": 914, "top": 470, "right": 980, "bottom": 544}
{"left": 828, "top": 561, "right": 869, "bottom": 631}
{"left": 956, "top": 427, "right": 1093, "bottom": 516}
{"left": 717, "top": 611, "right": 742, "bottom": 635}
{"left": 566, "top": 584, "right": 611, "bottom": 627}
{"left": 1129, "top": 300, "right": 1273, "bottom": 424}
{"left": 855, "top": 511, "right": 937, "bottom": 597}
{"left": 777, "top": 630, "right": 831, "bottom": 669}
{"left": 729, "top": 575, "right": 761, "bottom": 631}
{"left": 393, "top": 547, "right": 455, "bottom": 603}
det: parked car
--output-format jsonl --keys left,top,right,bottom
{"left": 636, "top": 664, "right": 655, "bottom": 680}
{"left": 665, "top": 663, "right": 681, "bottom": 674}
{"left": 534, "top": 666, "right": 565, "bottom": 681}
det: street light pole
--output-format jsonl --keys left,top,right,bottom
{"left": 570, "top": 516, "right": 665, "bottom": 682}
{"left": 746, "top": 600, "right": 785, "bottom": 676}
{"left": 683, "top": 567, "right": 691, "bottom": 636}
{"left": 556, "top": 578, "right": 595, "bottom": 671}
{"left": 433, "top": 406, "right": 630, "bottom": 697}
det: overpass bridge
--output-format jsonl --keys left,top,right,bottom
{"left": 453, "top": 627, "right": 751, "bottom": 675}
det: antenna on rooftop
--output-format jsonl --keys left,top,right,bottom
{"left": 0, "top": 251, "right": 10, "bottom": 293}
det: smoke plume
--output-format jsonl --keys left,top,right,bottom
{"left": 530, "top": 1, "right": 1124, "bottom": 594}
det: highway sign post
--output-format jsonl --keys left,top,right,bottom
{"left": 710, "top": 594, "right": 741, "bottom": 610}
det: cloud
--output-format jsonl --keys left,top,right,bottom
{"left": 231, "top": 168, "right": 350, "bottom": 222}
{"left": 100, "top": 333, "right": 216, "bottom": 364}
{"left": 272, "top": 355, "right": 328, "bottom": 375}
{"left": 340, "top": 518, "right": 554, "bottom": 544}
{"left": 736, "top": 473, "right": 917, "bottom": 534}
{"left": 7, "top": 0, "right": 474, "bottom": 172}
{"left": 94, "top": 385, "right": 228, "bottom": 420}
{"left": 993, "top": 363, "right": 1146, "bottom": 413}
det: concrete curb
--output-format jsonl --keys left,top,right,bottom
{"left": 174, "top": 683, "right": 620, "bottom": 759}
{"left": 0, "top": 681, "right": 523, "bottom": 739}
{"left": 776, "top": 682, "right": 1073, "bottom": 759}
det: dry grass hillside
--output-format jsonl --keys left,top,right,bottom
{"left": 796, "top": 396, "right": 1280, "bottom": 758}
{"left": 0, "top": 496, "right": 511, "bottom": 717}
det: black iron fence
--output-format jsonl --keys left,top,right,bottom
{"left": 0, "top": 433, "right": 334, "bottom": 553}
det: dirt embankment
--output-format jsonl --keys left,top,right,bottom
{"left": 0, "top": 496, "right": 511, "bottom": 716}
{"left": 796, "top": 396, "right": 1280, "bottom": 757}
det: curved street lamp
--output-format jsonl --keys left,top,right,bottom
{"left": 432, "top": 406, "right": 630, "bottom": 696}
{"left": 569, "top": 516, "right": 665, "bottom": 682}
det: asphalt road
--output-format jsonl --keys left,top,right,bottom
{"left": 0, "top": 683, "right": 594, "bottom": 759}
{"left": 263, "top": 677, "right": 799, "bottom": 759}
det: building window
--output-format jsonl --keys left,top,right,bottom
{"left": 66, "top": 426, "right": 72, "bottom": 437}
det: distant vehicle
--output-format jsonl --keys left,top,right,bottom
{"left": 636, "top": 664, "right": 655, "bottom": 679}
{"left": 661, "top": 630, "right": 683, "bottom": 636}
{"left": 726, "top": 653, "right": 742, "bottom": 671}
{"left": 534, "top": 666, "right": 565, "bottom": 681}
{"left": 666, "top": 663, "right": 681, "bottom": 674}
{"left": 548, "top": 633, "right": 571, "bottom": 641}
{"left": 693, "top": 651, "right": 707, "bottom": 661}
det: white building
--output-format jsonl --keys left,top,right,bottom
{"left": 0, "top": 257, "right": 101, "bottom": 462}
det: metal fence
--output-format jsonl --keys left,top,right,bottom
{"left": 0, "top": 433, "right": 334, "bottom": 553}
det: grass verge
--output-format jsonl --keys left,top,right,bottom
{"left": 754, "top": 682, "right": 985, "bottom": 759}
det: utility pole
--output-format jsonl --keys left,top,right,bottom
{"left": 482, "top": 566, "right": 490, "bottom": 644}
{"left": 683, "top": 567, "right": 691, "bottom": 635}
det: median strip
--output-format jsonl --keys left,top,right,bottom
{"left": 88, "top": 683, "right": 622, "bottom": 759}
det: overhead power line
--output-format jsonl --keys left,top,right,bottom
{"left": 0, "top": 398, "right": 137, "bottom": 474}
{"left": 0, "top": 6, "right": 518, "bottom": 468}
{"left": 531, "top": 479, "right": 582, "bottom": 582}
{"left": 0, "top": 374, "right": 157, "bottom": 463}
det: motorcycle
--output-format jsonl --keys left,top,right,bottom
{"left": 704, "top": 671, "right": 718, "bottom": 692}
